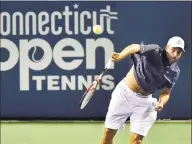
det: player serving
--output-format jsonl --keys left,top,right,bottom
{"left": 100, "top": 36, "right": 185, "bottom": 144}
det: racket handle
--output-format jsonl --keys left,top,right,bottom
{"left": 92, "top": 81, "right": 98, "bottom": 85}
{"left": 105, "top": 59, "right": 113, "bottom": 69}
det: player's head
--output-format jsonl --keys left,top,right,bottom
{"left": 165, "top": 36, "right": 185, "bottom": 63}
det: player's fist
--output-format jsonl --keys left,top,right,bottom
{"left": 154, "top": 100, "right": 163, "bottom": 111}
{"left": 111, "top": 52, "right": 123, "bottom": 62}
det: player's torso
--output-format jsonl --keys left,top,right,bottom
{"left": 125, "top": 66, "right": 148, "bottom": 95}
{"left": 128, "top": 50, "right": 179, "bottom": 94}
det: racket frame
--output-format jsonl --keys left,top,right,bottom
{"left": 79, "top": 59, "right": 112, "bottom": 109}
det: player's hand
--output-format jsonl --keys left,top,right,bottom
{"left": 111, "top": 52, "right": 123, "bottom": 62}
{"left": 154, "top": 100, "right": 163, "bottom": 111}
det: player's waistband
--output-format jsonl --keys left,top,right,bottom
{"left": 119, "top": 79, "right": 152, "bottom": 98}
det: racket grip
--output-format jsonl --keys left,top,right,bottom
{"left": 93, "top": 81, "right": 98, "bottom": 85}
{"left": 105, "top": 59, "right": 113, "bottom": 69}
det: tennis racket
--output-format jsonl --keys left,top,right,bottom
{"left": 79, "top": 59, "right": 113, "bottom": 109}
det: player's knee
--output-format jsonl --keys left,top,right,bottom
{"left": 132, "top": 139, "right": 142, "bottom": 144}
{"left": 130, "top": 133, "right": 143, "bottom": 144}
{"left": 103, "top": 128, "right": 117, "bottom": 141}
{"left": 105, "top": 128, "right": 117, "bottom": 136}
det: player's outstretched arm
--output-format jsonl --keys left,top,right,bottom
{"left": 111, "top": 44, "right": 140, "bottom": 62}
{"left": 154, "top": 88, "right": 171, "bottom": 111}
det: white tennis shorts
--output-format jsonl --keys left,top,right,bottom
{"left": 105, "top": 79, "right": 157, "bottom": 137}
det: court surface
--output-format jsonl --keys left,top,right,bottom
{"left": 1, "top": 121, "right": 191, "bottom": 144}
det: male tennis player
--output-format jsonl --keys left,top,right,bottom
{"left": 100, "top": 36, "right": 185, "bottom": 144}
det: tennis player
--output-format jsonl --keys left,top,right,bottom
{"left": 100, "top": 36, "right": 185, "bottom": 144}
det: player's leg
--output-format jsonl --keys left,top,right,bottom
{"left": 130, "top": 133, "right": 144, "bottom": 144}
{"left": 130, "top": 97, "right": 157, "bottom": 143}
{"left": 101, "top": 80, "right": 134, "bottom": 144}
{"left": 100, "top": 128, "right": 117, "bottom": 144}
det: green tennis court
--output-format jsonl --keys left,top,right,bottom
{"left": 1, "top": 121, "right": 191, "bottom": 144}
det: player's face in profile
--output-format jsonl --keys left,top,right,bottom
{"left": 165, "top": 44, "right": 183, "bottom": 64}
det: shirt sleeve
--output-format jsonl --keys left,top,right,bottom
{"left": 140, "top": 43, "right": 161, "bottom": 53}
{"left": 166, "top": 71, "right": 180, "bottom": 89}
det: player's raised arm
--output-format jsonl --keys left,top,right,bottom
{"left": 111, "top": 44, "right": 140, "bottom": 62}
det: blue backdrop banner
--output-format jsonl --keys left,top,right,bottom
{"left": 0, "top": 1, "right": 192, "bottom": 119}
